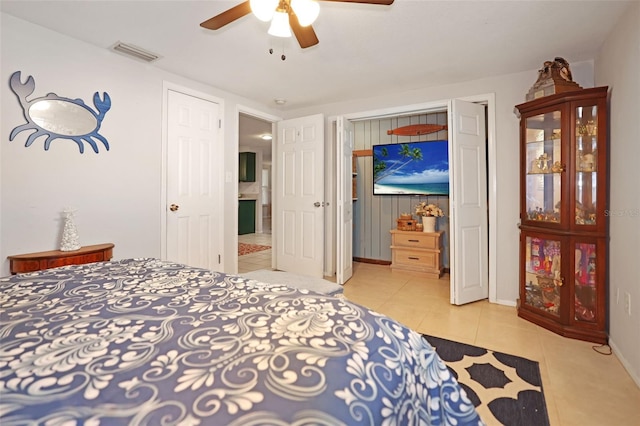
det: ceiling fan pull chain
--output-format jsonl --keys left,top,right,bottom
{"left": 269, "top": 40, "right": 286, "bottom": 60}
{"left": 267, "top": 39, "right": 286, "bottom": 60}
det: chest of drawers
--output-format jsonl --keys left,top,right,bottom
{"left": 390, "top": 230, "right": 443, "bottom": 278}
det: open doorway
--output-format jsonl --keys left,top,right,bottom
{"left": 238, "top": 112, "right": 274, "bottom": 273}
{"left": 235, "top": 109, "right": 326, "bottom": 279}
{"left": 334, "top": 93, "right": 497, "bottom": 303}
{"left": 348, "top": 110, "right": 451, "bottom": 265}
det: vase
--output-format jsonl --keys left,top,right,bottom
{"left": 422, "top": 216, "right": 436, "bottom": 233}
{"left": 60, "top": 209, "right": 81, "bottom": 251}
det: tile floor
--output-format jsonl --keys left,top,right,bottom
{"left": 238, "top": 232, "right": 640, "bottom": 425}
{"left": 238, "top": 234, "right": 272, "bottom": 273}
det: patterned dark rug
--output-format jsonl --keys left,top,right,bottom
{"left": 423, "top": 335, "right": 549, "bottom": 426}
{"left": 238, "top": 243, "right": 271, "bottom": 256}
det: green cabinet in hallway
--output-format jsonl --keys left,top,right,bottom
{"left": 239, "top": 152, "right": 256, "bottom": 182}
{"left": 238, "top": 199, "right": 256, "bottom": 235}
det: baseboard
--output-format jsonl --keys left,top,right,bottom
{"left": 495, "top": 298, "right": 518, "bottom": 307}
{"left": 353, "top": 258, "right": 452, "bottom": 275}
{"left": 353, "top": 257, "right": 391, "bottom": 265}
{"left": 608, "top": 338, "right": 640, "bottom": 389}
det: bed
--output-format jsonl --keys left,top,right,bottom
{"left": 0, "top": 258, "right": 482, "bottom": 425}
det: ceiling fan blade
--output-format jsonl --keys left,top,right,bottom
{"left": 318, "top": 0, "right": 394, "bottom": 4}
{"left": 200, "top": 1, "right": 252, "bottom": 30}
{"left": 289, "top": 13, "right": 319, "bottom": 49}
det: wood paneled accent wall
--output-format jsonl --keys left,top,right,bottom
{"left": 353, "top": 111, "right": 450, "bottom": 267}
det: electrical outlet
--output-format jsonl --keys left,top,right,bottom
{"left": 623, "top": 292, "right": 631, "bottom": 316}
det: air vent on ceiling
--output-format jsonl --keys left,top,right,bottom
{"left": 110, "top": 41, "right": 161, "bottom": 63}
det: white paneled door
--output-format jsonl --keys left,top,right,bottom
{"left": 336, "top": 117, "right": 354, "bottom": 284}
{"left": 449, "top": 99, "right": 489, "bottom": 305}
{"left": 275, "top": 114, "right": 325, "bottom": 278}
{"left": 166, "top": 90, "right": 223, "bottom": 270}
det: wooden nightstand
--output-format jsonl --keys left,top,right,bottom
{"left": 8, "top": 243, "right": 114, "bottom": 274}
{"left": 390, "top": 230, "right": 443, "bottom": 278}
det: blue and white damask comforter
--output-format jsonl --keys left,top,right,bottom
{"left": 0, "top": 258, "right": 482, "bottom": 425}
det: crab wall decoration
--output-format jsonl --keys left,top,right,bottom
{"left": 8, "top": 71, "right": 111, "bottom": 154}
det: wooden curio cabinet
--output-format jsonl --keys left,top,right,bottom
{"left": 515, "top": 86, "right": 609, "bottom": 344}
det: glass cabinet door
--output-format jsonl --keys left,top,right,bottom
{"left": 523, "top": 235, "right": 562, "bottom": 316}
{"left": 573, "top": 242, "right": 598, "bottom": 323}
{"left": 575, "top": 105, "right": 599, "bottom": 225}
{"left": 524, "top": 110, "right": 563, "bottom": 223}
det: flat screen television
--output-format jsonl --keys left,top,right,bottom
{"left": 372, "top": 140, "right": 449, "bottom": 196}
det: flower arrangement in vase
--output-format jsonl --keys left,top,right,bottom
{"left": 415, "top": 202, "right": 445, "bottom": 217}
{"left": 414, "top": 202, "right": 444, "bottom": 232}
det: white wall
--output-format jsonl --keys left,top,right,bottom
{"left": 284, "top": 62, "right": 595, "bottom": 305}
{"left": 595, "top": 1, "right": 640, "bottom": 386}
{"left": 0, "top": 13, "right": 279, "bottom": 276}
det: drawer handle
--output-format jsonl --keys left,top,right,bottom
{"left": 408, "top": 257, "right": 420, "bottom": 260}
{"left": 408, "top": 239, "right": 419, "bottom": 243}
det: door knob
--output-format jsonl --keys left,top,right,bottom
{"left": 169, "top": 204, "right": 180, "bottom": 212}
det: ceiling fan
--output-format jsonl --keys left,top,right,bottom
{"left": 200, "top": 0, "right": 394, "bottom": 49}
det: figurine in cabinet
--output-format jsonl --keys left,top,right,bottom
{"left": 578, "top": 152, "right": 595, "bottom": 172}
{"left": 551, "top": 161, "right": 564, "bottom": 172}
{"left": 531, "top": 153, "right": 550, "bottom": 173}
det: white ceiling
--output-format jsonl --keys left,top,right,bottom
{"left": 1, "top": 0, "right": 632, "bottom": 113}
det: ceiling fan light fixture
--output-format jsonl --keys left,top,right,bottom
{"left": 250, "top": 0, "right": 278, "bottom": 21}
{"left": 291, "top": 0, "right": 319, "bottom": 27}
{"left": 268, "top": 11, "right": 292, "bottom": 38}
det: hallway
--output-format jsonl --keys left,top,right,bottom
{"left": 238, "top": 218, "right": 271, "bottom": 273}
